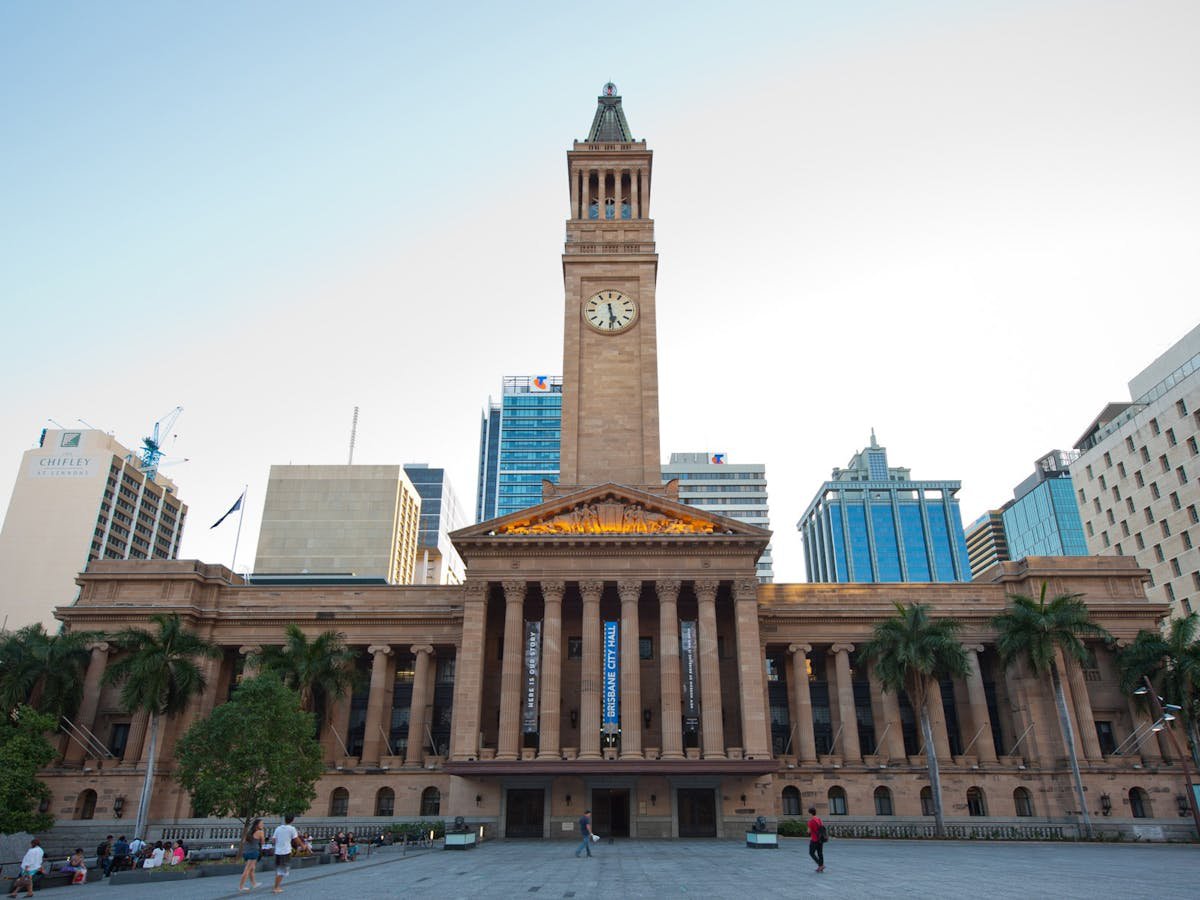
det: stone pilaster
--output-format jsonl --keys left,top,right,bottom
{"left": 695, "top": 579, "right": 725, "bottom": 759}
{"left": 451, "top": 581, "right": 488, "bottom": 761}
{"left": 618, "top": 580, "right": 643, "bottom": 759}
{"left": 496, "top": 580, "right": 527, "bottom": 761}
{"left": 733, "top": 579, "right": 769, "bottom": 758}
{"left": 657, "top": 579, "right": 684, "bottom": 759}
{"left": 579, "top": 580, "right": 604, "bottom": 760}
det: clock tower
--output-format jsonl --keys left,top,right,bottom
{"left": 555, "top": 84, "right": 663, "bottom": 495}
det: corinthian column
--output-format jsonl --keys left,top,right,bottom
{"left": 618, "top": 580, "right": 643, "bottom": 759}
{"left": 496, "top": 580, "right": 527, "bottom": 761}
{"left": 695, "top": 579, "right": 725, "bottom": 759}
{"left": 579, "top": 580, "right": 604, "bottom": 759}
{"left": 65, "top": 641, "right": 110, "bottom": 765}
{"left": 658, "top": 579, "right": 684, "bottom": 759}
{"left": 831, "top": 644, "right": 862, "bottom": 763}
{"left": 733, "top": 579, "right": 769, "bottom": 758}
{"left": 788, "top": 643, "right": 817, "bottom": 764}
{"left": 537, "top": 581, "right": 566, "bottom": 759}
{"left": 405, "top": 645, "right": 434, "bottom": 767}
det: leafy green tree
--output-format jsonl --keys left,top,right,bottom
{"left": 858, "top": 601, "right": 970, "bottom": 838}
{"left": 253, "top": 624, "right": 358, "bottom": 728}
{"left": 992, "top": 583, "right": 1112, "bottom": 840}
{"left": 175, "top": 676, "right": 323, "bottom": 840}
{"left": 0, "top": 624, "right": 99, "bottom": 721}
{"left": 103, "top": 614, "right": 220, "bottom": 840}
{"left": 0, "top": 706, "right": 57, "bottom": 835}
{"left": 1118, "top": 613, "right": 1200, "bottom": 766}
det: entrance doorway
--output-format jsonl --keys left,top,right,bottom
{"left": 677, "top": 788, "right": 717, "bottom": 837}
{"left": 590, "top": 788, "right": 631, "bottom": 838}
{"left": 505, "top": 788, "right": 545, "bottom": 838}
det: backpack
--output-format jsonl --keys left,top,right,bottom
{"left": 818, "top": 824, "right": 829, "bottom": 844}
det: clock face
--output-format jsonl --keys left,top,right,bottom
{"left": 583, "top": 290, "right": 638, "bottom": 333}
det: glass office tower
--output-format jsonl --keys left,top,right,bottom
{"left": 475, "top": 376, "right": 563, "bottom": 522}
{"left": 1000, "top": 451, "right": 1088, "bottom": 559}
{"left": 403, "top": 464, "right": 467, "bottom": 584}
{"left": 797, "top": 432, "right": 970, "bottom": 583}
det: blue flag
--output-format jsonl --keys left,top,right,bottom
{"left": 210, "top": 491, "right": 245, "bottom": 529}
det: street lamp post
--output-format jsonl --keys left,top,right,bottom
{"left": 1137, "top": 675, "right": 1200, "bottom": 840}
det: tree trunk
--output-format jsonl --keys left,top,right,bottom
{"left": 918, "top": 689, "right": 945, "bottom": 838}
{"left": 1188, "top": 719, "right": 1200, "bottom": 770}
{"left": 1050, "top": 662, "right": 1093, "bottom": 840}
{"left": 133, "top": 712, "right": 160, "bottom": 840}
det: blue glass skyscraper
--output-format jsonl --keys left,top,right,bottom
{"left": 475, "top": 376, "right": 562, "bottom": 522}
{"left": 797, "top": 432, "right": 970, "bottom": 583}
{"left": 1000, "top": 451, "right": 1088, "bottom": 559}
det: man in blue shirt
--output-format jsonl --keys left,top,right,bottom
{"left": 574, "top": 809, "right": 593, "bottom": 858}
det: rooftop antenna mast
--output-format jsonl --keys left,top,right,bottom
{"left": 348, "top": 406, "right": 359, "bottom": 465}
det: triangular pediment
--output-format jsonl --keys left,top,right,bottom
{"left": 451, "top": 483, "right": 771, "bottom": 542}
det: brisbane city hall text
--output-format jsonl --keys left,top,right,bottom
{"left": 45, "top": 87, "right": 1179, "bottom": 842}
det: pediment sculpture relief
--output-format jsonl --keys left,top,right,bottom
{"left": 498, "top": 498, "right": 715, "bottom": 535}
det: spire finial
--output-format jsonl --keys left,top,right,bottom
{"left": 870, "top": 427, "right": 878, "bottom": 448}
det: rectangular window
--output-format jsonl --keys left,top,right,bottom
{"left": 1141, "top": 447, "right": 1151, "bottom": 463}
{"left": 108, "top": 723, "right": 131, "bottom": 758}
{"left": 1102, "top": 533, "right": 1110, "bottom": 547}
{"left": 1161, "top": 520, "right": 1171, "bottom": 538}
{"left": 1095, "top": 721, "right": 1117, "bottom": 756}
{"left": 1121, "top": 521, "right": 1130, "bottom": 537}
{"left": 1099, "top": 474, "right": 1107, "bottom": 490}
{"left": 1150, "top": 417, "right": 1160, "bottom": 436}
{"left": 1189, "top": 436, "right": 1199, "bottom": 456}
{"left": 1112, "top": 486, "right": 1121, "bottom": 502}
{"left": 1151, "top": 483, "right": 1160, "bottom": 500}
{"left": 1078, "top": 488, "right": 1086, "bottom": 504}
{"left": 1165, "top": 583, "right": 1175, "bottom": 602}
{"left": 1086, "top": 521, "right": 1094, "bottom": 537}
{"left": 1167, "top": 428, "right": 1177, "bottom": 447}
{"left": 1161, "top": 455, "right": 1171, "bottom": 474}
{"left": 1117, "top": 462, "right": 1127, "bottom": 478}
{"left": 1094, "top": 499, "right": 1102, "bottom": 514}
{"left": 1193, "top": 572, "right": 1200, "bottom": 590}
{"left": 1178, "top": 399, "right": 1189, "bottom": 417}
{"left": 1154, "top": 545, "right": 1165, "bottom": 562}
{"left": 1171, "top": 492, "right": 1182, "bottom": 510}
{"left": 1183, "top": 533, "right": 1193, "bottom": 550}
{"left": 1106, "top": 509, "right": 1115, "bottom": 525}
{"left": 1184, "top": 597, "right": 1194, "bottom": 615}
{"left": 567, "top": 638, "right": 582, "bottom": 659}
{"left": 1103, "top": 451, "right": 1112, "bottom": 467}
{"left": 1135, "top": 533, "right": 1145, "bottom": 550}
{"left": 1171, "top": 558, "right": 1182, "bottom": 577}
{"left": 1115, "top": 544, "right": 1124, "bottom": 556}
{"left": 1136, "top": 471, "right": 1146, "bottom": 489}
{"left": 1178, "top": 466, "right": 1189, "bottom": 485}
{"left": 1086, "top": 464, "right": 1094, "bottom": 480}
{"left": 1126, "top": 436, "right": 1137, "bottom": 453}
{"left": 1191, "top": 505, "right": 1199, "bottom": 524}
{"left": 1127, "top": 498, "right": 1136, "bottom": 514}
{"left": 639, "top": 637, "right": 653, "bottom": 660}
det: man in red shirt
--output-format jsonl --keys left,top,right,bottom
{"left": 807, "top": 806, "right": 825, "bottom": 873}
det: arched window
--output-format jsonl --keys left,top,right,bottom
{"left": 1013, "top": 788, "right": 1033, "bottom": 817}
{"left": 76, "top": 789, "right": 97, "bottom": 820}
{"left": 873, "top": 786, "right": 893, "bottom": 816}
{"left": 330, "top": 787, "right": 349, "bottom": 817}
{"left": 967, "top": 787, "right": 987, "bottom": 817}
{"left": 375, "top": 787, "right": 395, "bottom": 817}
{"left": 781, "top": 786, "right": 801, "bottom": 817}
{"left": 421, "top": 787, "right": 441, "bottom": 816}
{"left": 827, "top": 786, "right": 848, "bottom": 816}
{"left": 919, "top": 786, "right": 934, "bottom": 817}
{"left": 1129, "top": 788, "right": 1150, "bottom": 818}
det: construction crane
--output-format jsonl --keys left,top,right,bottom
{"left": 138, "top": 406, "right": 184, "bottom": 482}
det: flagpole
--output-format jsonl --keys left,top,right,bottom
{"left": 231, "top": 485, "right": 247, "bottom": 576}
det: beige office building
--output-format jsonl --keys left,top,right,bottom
{"left": 1073, "top": 322, "right": 1200, "bottom": 619}
{"left": 253, "top": 465, "right": 421, "bottom": 583}
{"left": 0, "top": 428, "right": 186, "bottom": 629}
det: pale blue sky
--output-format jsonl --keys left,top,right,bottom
{"left": 2, "top": 1, "right": 1197, "bottom": 584}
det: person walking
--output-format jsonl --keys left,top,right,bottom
{"left": 574, "top": 809, "right": 594, "bottom": 858}
{"left": 96, "top": 835, "right": 113, "bottom": 878}
{"left": 807, "top": 806, "right": 826, "bottom": 873}
{"left": 239, "top": 818, "right": 264, "bottom": 892}
{"left": 7, "top": 838, "right": 43, "bottom": 898}
{"left": 110, "top": 836, "right": 130, "bottom": 873}
{"left": 270, "top": 815, "right": 299, "bottom": 894}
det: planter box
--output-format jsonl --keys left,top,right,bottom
{"left": 110, "top": 869, "right": 193, "bottom": 886}
{"left": 745, "top": 831, "right": 779, "bottom": 849}
{"left": 444, "top": 832, "right": 478, "bottom": 850}
{"left": 197, "top": 863, "right": 244, "bottom": 878}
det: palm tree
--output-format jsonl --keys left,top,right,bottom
{"left": 1117, "top": 614, "right": 1200, "bottom": 766}
{"left": 992, "top": 583, "right": 1112, "bottom": 840}
{"left": 0, "top": 623, "right": 98, "bottom": 721}
{"left": 252, "top": 624, "right": 358, "bottom": 720}
{"left": 103, "top": 613, "right": 220, "bottom": 839}
{"left": 858, "top": 601, "right": 970, "bottom": 838}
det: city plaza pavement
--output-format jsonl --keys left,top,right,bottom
{"left": 25, "top": 838, "right": 1198, "bottom": 899}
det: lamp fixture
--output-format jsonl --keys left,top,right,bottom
{"left": 113, "top": 796, "right": 125, "bottom": 818}
{"left": 475, "top": 795, "right": 482, "bottom": 807}
{"left": 565, "top": 794, "right": 572, "bottom": 806}
{"left": 1179, "top": 795, "right": 1190, "bottom": 816}
{"left": 1152, "top": 723, "right": 1165, "bottom": 732}
{"left": 1134, "top": 685, "right": 1149, "bottom": 696}
{"left": 740, "top": 794, "right": 747, "bottom": 804}
{"left": 1100, "top": 793, "right": 1112, "bottom": 816}
{"left": 643, "top": 708, "right": 652, "bottom": 728}
{"left": 650, "top": 794, "right": 656, "bottom": 806}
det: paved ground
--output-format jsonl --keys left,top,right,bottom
{"left": 14, "top": 838, "right": 1197, "bottom": 899}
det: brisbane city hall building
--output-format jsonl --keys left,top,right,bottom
{"left": 45, "top": 86, "right": 1182, "bottom": 843}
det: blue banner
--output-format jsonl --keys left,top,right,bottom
{"left": 602, "top": 620, "right": 619, "bottom": 734}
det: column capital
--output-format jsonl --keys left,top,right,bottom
{"left": 965, "top": 644, "right": 985, "bottom": 655}
{"left": 617, "top": 580, "right": 642, "bottom": 604}
{"left": 367, "top": 644, "right": 393, "bottom": 657}
{"left": 410, "top": 644, "right": 434, "bottom": 657}
{"left": 656, "top": 578, "right": 682, "bottom": 601}
{"left": 500, "top": 580, "right": 526, "bottom": 602}
{"left": 86, "top": 641, "right": 111, "bottom": 654}
{"left": 464, "top": 580, "right": 488, "bottom": 602}
{"left": 830, "top": 643, "right": 856, "bottom": 655}
{"left": 788, "top": 643, "right": 812, "bottom": 656}
{"left": 694, "top": 579, "right": 719, "bottom": 602}
{"left": 540, "top": 580, "right": 566, "bottom": 603}
{"left": 238, "top": 644, "right": 261, "bottom": 657}
{"left": 579, "top": 579, "right": 604, "bottom": 601}
{"left": 733, "top": 579, "right": 758, "bottom": 600}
